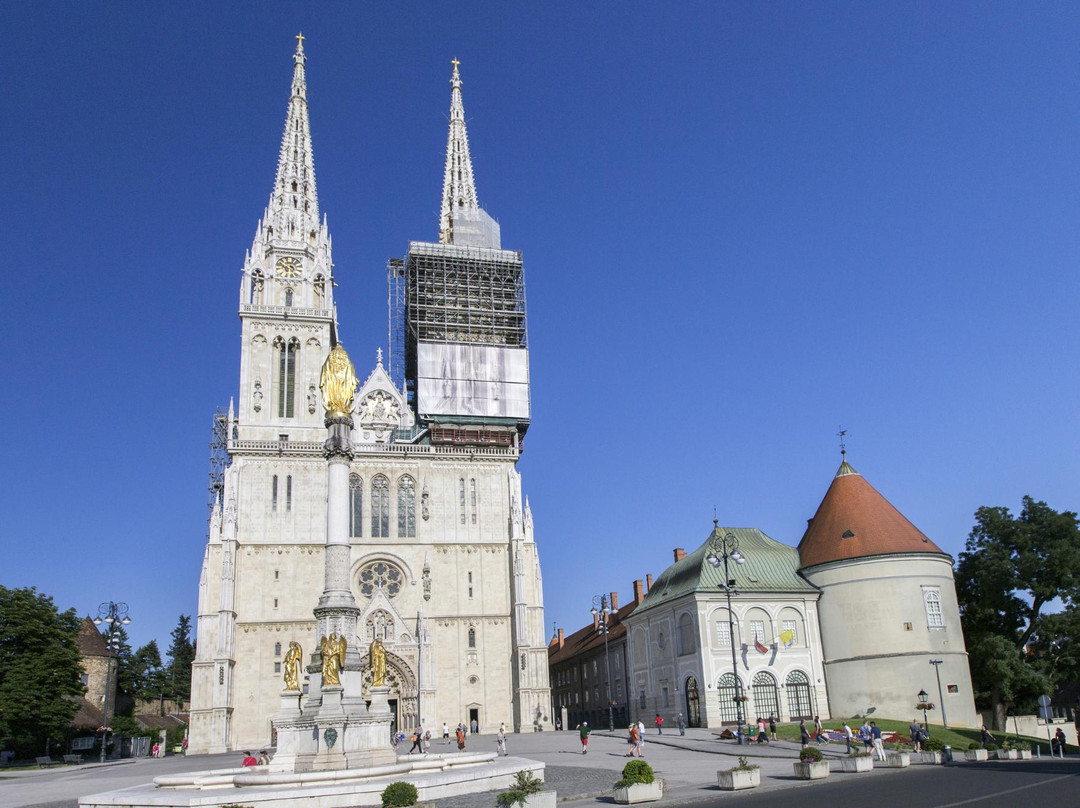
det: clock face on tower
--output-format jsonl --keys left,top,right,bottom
{"left": 275, "top": 256, "right": 302, "bottom": 278}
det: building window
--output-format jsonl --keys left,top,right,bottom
{"left": 274, "top": 569, "right": 279, "bottom": 580}
{"left": 274, "top": 642, "right": 282, "bottom": 657}
{"left": 349, "top": 474, "right": 363, "bottom": 538}
{"left": 924, "top": 588, "right": 944, "bottom": 628}
{"left": 751, "top": 671, "right": 779, "bottom": 721}
{"left": 716, "top": 619, "right": 731, "bottom": 647}
{"left": 749, "top": 620, "right": 766, "bottom": 643}
{"left": 273, "top": 598, "right": 278, "bottom": 608}
{"left": 272, "top": 475, "right": 278, "bottom": 512}
{"left": 468, "top": 628, "right": 476, "bottom": 648}
{"left": 250, "top": 269, "right": 265, "bottom": 304}
{"left": 716, "top": 673, "right": 741, "bottom": 723}
{"left": 274, "top": 662, "right": 281, "bottom": 673}
{"left": 397, "top": 475, "right": 416, "bottom": 537}
{"left": 639, "top": 690, "right": 647, "bottom": 709}
{"left": 284, "top": 287, "right": 294, "bottom": 307}
{"left": 662, "top": 687, "right": 669, "bottom": 708}
{"left": 358, "top": 560, "right": 404, "bottom": 598}
{"left": 275, "top": 337, "right": 299, "bottom": 418}
{"left": 781, "top": 619, "right": 798, "bottom": 646}
{"left": 470, "top": 478, "right": 477, "bottom": 524}
{"left": 371, "top": 475, "right": 390, "bottom": 538}
{"left": 313, "top": 274, "right": 325, "bottom": 308}
{"left": 286, "top": 475, "right": 292, "bottom": 512}
{"left": 459, "top": 479, "right": 467, "bottom": 525}
{"left": 80, "top": 673, "right": 89, "bottom": 686}
{"left": 786, "top": 670, "right": 814, "bottom": 719}
{"left": 677, "top": 613, "right": 695, "bottom": 656}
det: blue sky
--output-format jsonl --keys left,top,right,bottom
{"left": 2, "top": 3, "right": 1078, "bottom": 651}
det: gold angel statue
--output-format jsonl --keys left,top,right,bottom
{"left": 283, "top": 641, "right": 303, "bottom": 691}
{"left": 370, "top": 637, "right": 387, "bottom": 687}
{"left": 319, "top": 344, "right": 358, "bottom": 417}
{"left": 320, "top": 632, "right": 346, "bottom": 686}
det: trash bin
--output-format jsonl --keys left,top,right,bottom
{"left": 943, "top": 745, "right": 952, "bottom": 763}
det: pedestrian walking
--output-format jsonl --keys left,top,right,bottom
{"left": 443, "top": 723, "right": 450, "bottom": 743}
{"left": 259, "top": 750, "right": 270, "bottom": 765}
{"left": 409, "top": 729, "right": 423, "bottom": 754}
{"left": 577, "top": 722, "right": 591, "bottom": 754}
{"left": 769, "top": 715, "right": 777, "bottom": 741}
{"left": 423, "top": 729, "right": 431, "bottom": 753}
{"left": 909, "top": 719, "right": 923, "bottom": 752}
{"left": 676, "top": 713, "right": 686, "bottom": 736}
{"left": 496, "top": 725, "right": 508, "bottom": 756}
{"left": 800, "top": 719, "right": 811, "bottom": 746}
{"left": 636, "top": 720, "right": 646, "bottom": 751}
{"left": 756, "top": 717, "right": 769, "bottom": 744}
{"left": 814, "top": 715, "right": 826, "bottom": 744}
{"left": 625, "top": 723, "right": 643, "bottom": 756}
{"left": 456, "top": 726, "right": 466, "bottom": 751}
{"left": 843, "top": 721, "right": 854, "bottom": 754}
{"left": 870, "top": 721, "right": 886, "bottom": 761}
{"left": 860, "top": 720, "right": 873, "bottom": 753}
{"left": 980, "top": 725, "right": 994, "bottom": 747}
{"left": 655, "top": 713, "right": 664, "bottom": 735}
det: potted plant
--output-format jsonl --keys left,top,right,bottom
{"left": 994, "top": 741, "right": 1016, "bottom": 760}
{"left": 793, "top": 745, "right": 830, "bottom": 780}
{"left": 497, "top": 770, "right": 555, "bottom": 808}
{"left": 964, "top": 742, "right": 988, "bottom": 762}
{"left": 613, "top": 760, "right": 664, "bottom": 804}
{"left": 716, "top": 756, "right": 760, "bottom": 790}
{"left": 839, "top": 749, "right": 873, "bottom": 773}
{"left": 1016, "top": 741, "right": 1032, "bottom": 760}
{"left": 913, "top": 737, "right": 944, "bottom": 764}
{"left": 880, "top": 743, "right": 911, "bottom": 768}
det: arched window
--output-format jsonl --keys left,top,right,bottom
{"left": 924, "top": 588, "right": 944, "bottom": 628}
{"left": 751, "top": 671, "right": 779, "bottom": 722}
{"left": 676, "top": 613, "right": 695, "bottom": 656}
{"left": 313, "top": 274, "right": 325, "bottom": 309}
{"left": 276, "top": 337, "right": 299, "bottom": 418}
{"left": 398, "top": 476, "right": 416, "bottom": 537}
{"left": 371, "top": 475, "right": 389, "bottom": 538}
{"left": 349, "top": 474, "right": 363, "bottom": 538}
{"left": 716, "top": 673, "right": 743, "bottom": 724}
{"left": 274, "top": 642, "right": 281, "bottom": 657}
{"left": 250, "top": 270, "right": 265, "bottom": 305}
{"left": 786, "top": 671, "right": 814, "bottom": 720}
{"left": 284, "top": 287, "right": 294, "bottom": 307}
{"left": 468, "top": 627, "right": 476, "bottom": 648}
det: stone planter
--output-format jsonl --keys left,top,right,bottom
{"left": 792, "top": 760, "right": 831, "bottom": 780}
{"left": 839, "top": 755, "right": 873, "bottom": 772}
{"left": 613, "top": 780, "right": 664, "bottom": 804}
{"left": 880, "top": 752, "right": 910, "bottom": 768}
{"left": 716, "top": 768, "right": 760, "bottom": 790}
{"left": 1017, "top": 750, "right": 1032, "bottom": 760}
{"left": 509, "top": 792, "right": 556, "bottom": 808}
{"left": 911, "top": 751, "right": 942, "bottom": 765}
{"left": 993, "top": 749, "right": 1017, "bottom": 760}
{"left": 965, "top": 749, "right": 989, "bottom": 761}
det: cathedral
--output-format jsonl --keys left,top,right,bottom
{"left": 188, "top": 40, "right": 552, "bottom": 754}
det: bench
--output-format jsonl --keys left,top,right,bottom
{"left": 63, "top": 754, "right": 83, "bottom": 764}
{"left": 36, "top": 756, "right": 58, "bottom": 767}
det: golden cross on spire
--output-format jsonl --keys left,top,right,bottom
{"left": 451, "top": 58, "right": 460, "bottom": 70}
{"left": 296, "top": 32, "right": 306, "bottom": 48}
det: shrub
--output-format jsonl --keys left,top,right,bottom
{"left": 798, "top": 746, "right": 824, "bottom": 763}
{"left": 497, "top": 770, "right": 545, "bottom": 807}
{"left": 615, "top": 759, "right": 655, "bottom": 787}
{"left": 968, "top": 742, "right": 980, "bottom": 750}
{"left": 922, "top": 738, "right": 945, "bottom": 752}
{"left": 984, "top": 743, "right": 998, "bottom": 751}
{"left": 730, "top": 756, "right": 759, "bottom": 771}
{"left": 380, "top": 781, "right": 418, "bottom": 808}
{"left": 1016, "top": 742, "right": 1031, "bottom": 752}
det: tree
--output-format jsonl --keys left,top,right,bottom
{"left": 130, "top": 641, "right": 166, "bottom": 704}
{"left": 166, "top": 615, "right": 195, "bottom": 702}
{"left": 105, "top": 622, "right": 134, "bottom": 709}
{"left": 956, "top": 496, "right": 1080, "bottom": 728}
{"left": 0, "top": 586, "right": 85, "bottom": 755}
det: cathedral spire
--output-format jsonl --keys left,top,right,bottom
{"left": 269, "top": 34, "right": 320, "bottom": 241}
{"left": 439, "top": 59, "right": 480, "bottom": 244}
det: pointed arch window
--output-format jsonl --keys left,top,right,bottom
{"left": 371, "top": 475, "right": 390, "bottom": 538}
{"left": 250, "top": 270, "right": 265, "bottom": 305}
{"left": 313, "top": 274, "right": 325, "bottom": 309}
{"left": 275, "top": 337, "right": 299, "bottom": 418}
{"left": 284, "top": 287, "right": 294, "bottom": 307}
{"left": 397, "top": 475, "right": 416, "bottom": 538}
{"left": 349, "top": 474, "right": 363, "bottom": 538}
{"left": 468, "top": 627, "right": 476, "bottom": 648}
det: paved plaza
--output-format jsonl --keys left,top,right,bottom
{"left": 1, "top": 728, "right": 1075, "bottom": 808}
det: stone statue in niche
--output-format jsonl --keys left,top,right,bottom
{"left": 359, "top": 391, "right": 400, "bottom": 424}
{"left": 253, "top": 379, "right": 263, "bottom": 412}
{"left": 421, "top": 486, "right": 430, "bottom": 521}
{"left": 307, "top": 383, "right": 317, "bottom": 414}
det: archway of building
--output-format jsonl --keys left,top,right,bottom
{"left": 362, "top": 650, "right": 417, "bottom": 736}
{"left": 751, "top": 671, "right": 779, "bottom": 724}
{"left": 684, "top": 675, "right": 701, "bottom": 727}
{"left": 785, "top": 670, "right": 815, "bottom": 720}
{"left": 715, "top": 672, "right": 745, "bottom": 725}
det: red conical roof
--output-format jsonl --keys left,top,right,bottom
{"left": 798, "top": 459, "right": 946, "bottom": 569}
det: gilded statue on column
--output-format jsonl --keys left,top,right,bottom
{"left": 319, "top": 344, "right": 358, "bottom": 417}
{"left": 370, "top": 637, "right": 387, "bottom": 687}
{"left": 282, "top": 641, "right": 303, "bottom": 691}
{"left": 320, "top": 632, "right": 346, "bottom": 686}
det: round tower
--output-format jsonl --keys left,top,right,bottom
{"left": 799, "top": 459, "right": 979, "bottom": 727}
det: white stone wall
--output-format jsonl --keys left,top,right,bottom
{"left": 804, "top": 553, "right": 980, "bottom": 728}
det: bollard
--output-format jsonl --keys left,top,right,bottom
{"left": 943, "top": 745, "right": 952, "bottom": 763}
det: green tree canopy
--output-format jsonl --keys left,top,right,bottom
{"left": 0, "top": 586, "right": 85, "bottom": 756}
{"left": 166, "top": 615, "right": 195, "bottom": 701}
{"left": 130, "top": 640, "right": 166, "bottom": 703}
{"left": 956, "top": 496, "right": 1080, "bottom": 728}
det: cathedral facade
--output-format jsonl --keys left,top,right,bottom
{"left": 188, "top": 41, "right": 552, "bottom": 754}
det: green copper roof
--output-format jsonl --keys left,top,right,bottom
{"left": 634, "top": 526, "right": 817, "bottom": 615}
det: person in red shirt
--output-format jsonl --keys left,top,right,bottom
{"left": 655, "top": 714, "right": 664, "bottom": 735}
{"left": 241, "top": 751, "right": 258, "bottom": 767}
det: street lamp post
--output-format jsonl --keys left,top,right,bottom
{"left": 929, "top": 659, "right": 949, "bottom": 729}
{"left": 706, "top": 526, "right": 747, "bottom": 745}
{"left": 591, "top": 595, "right": 615, "bottom": 732}
{"left": 917, "top": 688, "right": 931, "bottom": 728}
{"left": 94, "top": 602, "right": 131, "bottom": 763}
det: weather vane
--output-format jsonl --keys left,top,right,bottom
{"left": 837, "top": 426, "right": 848, "bottom": 458}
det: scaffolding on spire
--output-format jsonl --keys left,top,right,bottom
{"left": 207, "top": 408, "right": 232, "bottom": 538}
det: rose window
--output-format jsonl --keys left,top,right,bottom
{"left": 358, "top": 561, "right": 404, "bottom": 598}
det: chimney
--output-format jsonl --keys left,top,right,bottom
{"left": 558, "top": 628, "right": 564, "bottom": 649}
{"left": 633, "top": 579, "right": 645, "bottom": 604}
{"left": 646, "top": 573, "right": 653, "bottom": 592}
{"left": 674, "top": 547, "right": 686, "bottom": 562}
{"left": 610, "top": 591, "right": 619, "bottom": 611}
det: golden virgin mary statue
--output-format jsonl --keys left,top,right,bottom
{"left": 319, "top": 344, "right": 358, "bottom": 417}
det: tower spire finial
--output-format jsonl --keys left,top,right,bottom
{"left": 837, "top": 425, "right": 847, "bottom": 458}
{"left": 267, "top": 36, "right": 319, "bottom": 240}
{"left": 439, "top": 59, "right": 479, "bottom": 244}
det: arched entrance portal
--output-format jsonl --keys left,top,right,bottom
{"left": 362, "top": 649, "right": 417, "bottom": 735}
{"left": 684, "top": 676, "right": 700, "bottom": 727}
